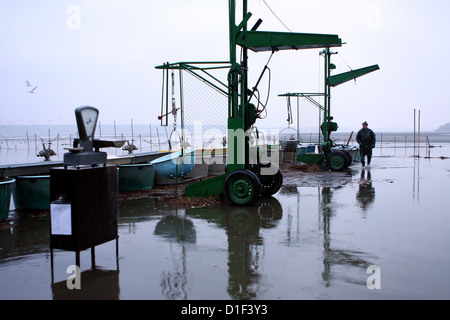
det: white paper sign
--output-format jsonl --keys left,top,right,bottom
{"left": 51, "top": 203, "right": 72, "bottom": 235}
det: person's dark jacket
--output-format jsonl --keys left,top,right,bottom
{"left": 356, "top": 128, "right": 376, "bottom": 148}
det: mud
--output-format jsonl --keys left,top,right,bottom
{"left": 116, "top": 162, "right": 344, "bottom": 208}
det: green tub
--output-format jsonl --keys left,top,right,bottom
{"left": 0, "top": 178, "right": 15, "bottom": 220}
{"left": 297, "top": 153, "right": 325, "bottom": 166}
{"left": 118, "top": 163, "right": 155, "bottom": 192}
{"left": 12, "top": 175, "right": 50, "bottom": 211}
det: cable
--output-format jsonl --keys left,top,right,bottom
{"left": 338, "top": 53, "right": 353, "bottom": 71}
{"left": 262, "top": 0, "right": 292, "bottom": 32}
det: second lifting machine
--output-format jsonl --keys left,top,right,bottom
{"left": 280, "top": 49, "right": 379, "bottom": 171}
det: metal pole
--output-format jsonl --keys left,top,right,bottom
{"left": 149, "top": 124, "right": 152, "bottom": 151}
{"left": 324, "top": 48, "right": 328, "bottom": 142}
{"left": 131, "top": 119, "right": 134, "bottom": 142}
{"left": 418, "top": 110, "right": 421, "bottom": 158}
{"left": 179, "top": 69, "right": 185, "bottom": 152}
{"left": 156, "top": 126, "right": 161, "bottom": 150}
{"left": 322, "top": 48, "right": 331, "bottom": 143}
{"left": 227, "top": 0, "right": 246, "bottom": 171}
{"left": 413, "top": 108, "right": 416, "bottom": 157}
{"left": 297, "top": 96, "right": 300, "bottom": 142}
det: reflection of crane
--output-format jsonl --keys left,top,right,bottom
{"left": 186, "top": 197, "right": 282, "bottom": 299}
{"left": 154, "top": 212, "right": 196, "bottom": 300}
{"left": 318, "top": 187, "right": 375, "bottom": 288}
{"left": 225, "top": 208, "right": 262, "bottom": 299}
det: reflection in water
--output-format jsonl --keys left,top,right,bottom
{"left": 1, "top": 183, "right": 380, "bottom": 299}
{"left": 356, "top": 170, "right": 375, "bottom": 213}
{"left": 182, "top": 197, "right": 282, "bottom": 300}
{"left": 154, "top": 212, "right": 196, "bottom": 243}
{"left": 154, "top": 210, "right": 196, "bottom": 300}
{"left": 225, "top": 207, "right": 262, "bottom": 299}
{"left": 281, "top": 185, "right": 300, "bottom": 246}
{"left": 0, "top": 211, "right": 50, "bottom": 260}
{"left": 223, "top": 197, "right": 282, "bottom": 299}
{"left": 413, "top": 157, "right": 420, "bottom": 201}
{"left": 52, "top": 269, "right": 119, "bottom": 300}
{"left": 320, "top": 187, "right": 375, "bottom": 288}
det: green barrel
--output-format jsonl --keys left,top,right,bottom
{"left": 12, "top": 175, "right": 50, "bottom": 211}
{"left": 0, "top": 178, "right": 15, "bottom": 220}
{"left": 297, "top": 146, "right": 307, "bottom": 156}
{"left": 306, "top": 145, "right": 316, "bottom": 153}
{"left": 118, "top": 163, "right": 155, "bottom": 192}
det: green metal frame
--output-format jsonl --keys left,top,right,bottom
{"left": 181, "top": 0, "right": 343, "bottom": 200}
{"left": 278, "top": 51, "right": 379, "bottom": 167}
{"left": 327, "top": 64, "right": 380, "bottom": 87}
{"left": 155, "top": 62, "right": 231, "bottom": 97}
{"left": 236, "top": 30, "right": 342, "bottom": 52}
{"left": 278, "top": 92, "right": 325, "bottom": 146}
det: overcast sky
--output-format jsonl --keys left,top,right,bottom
{"left": 1, "top": 0, "right": 449, "bottom": 132}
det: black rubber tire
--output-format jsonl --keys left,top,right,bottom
{"left": 223, "top": 169, "right": 262, "bottom": 206}
{"left": 326, "top": 150, "right": 348, "bottom": 171}
{"left": 344, "top": 150, "right": 353, "bottom": 166}
{"left": 259, "top": 165, "right": 283, "bottom": 197}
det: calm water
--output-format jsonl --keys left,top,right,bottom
{"left": 1, "top": 137, "right": 450, "bottom": 300}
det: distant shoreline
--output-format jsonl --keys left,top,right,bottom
{"left": 1, "top": 123, "right": 449, "bottom": 135}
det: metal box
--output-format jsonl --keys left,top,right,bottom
{"left": 50, "top": 166, "right": 118, "bottom": 252}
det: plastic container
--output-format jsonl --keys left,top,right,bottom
{"left": 0, "top": 178, "right": 15, "bottom": 220}
{"left": 12, "top": 175, "right": 50, "bottom": 211}
{"left": 118, "top": 163, "right": 155, "bottom": 192}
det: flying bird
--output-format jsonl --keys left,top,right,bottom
{"left": 27, "top": 86, "right": 38, "bottom": 93}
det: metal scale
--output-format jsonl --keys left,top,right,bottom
{"left": 50, "top": 106, "right": 125, "bottom": 268}
{"left": 63, "top": 106, "right": 126, "bottom": 167}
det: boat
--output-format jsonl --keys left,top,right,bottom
{"left": 151, "top": 148, "right": 195, "bottom": 179}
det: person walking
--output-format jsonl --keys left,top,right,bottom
{"left": 356, "top": 121, "right": 376, "bottom": 168}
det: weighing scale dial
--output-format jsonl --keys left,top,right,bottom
{"left": 79, "top": 107, "right": 98, "bottom": 138}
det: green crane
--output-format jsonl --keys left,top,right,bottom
{"left": 183, "top": 0, "right": 343, "bottom": 205}
{"left": 279, "top": 49, "right": 379, "bottom": 171}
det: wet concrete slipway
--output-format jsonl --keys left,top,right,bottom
{"left": 1, "top": 143, "right": 450, "bottom": 300}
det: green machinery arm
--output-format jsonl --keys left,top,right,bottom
{"left": 327, "top": 64, "right": 380, "bottom": 87}
{"left": 236, "top": 30, "right": 342, "bottom": 52}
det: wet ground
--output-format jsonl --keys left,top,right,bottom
{"left": 1, "top": 145, "right": 450, "bottom": 300}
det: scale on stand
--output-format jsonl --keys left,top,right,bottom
{"left": 49, "top": 106, "right": 126, "bottom": 281}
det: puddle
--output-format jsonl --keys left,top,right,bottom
{"left": 1, "top": 145, "right": 450, "bottom": 299}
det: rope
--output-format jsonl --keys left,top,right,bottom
{"left": 338, "top": 53, "right": 354, "bottom": 71}
{"left": 262, "top": 0, "right": 292, "bottom": 32}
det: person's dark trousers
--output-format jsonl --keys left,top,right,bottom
{"left": 360, "top": 146, "right": 372, "bottom": 166}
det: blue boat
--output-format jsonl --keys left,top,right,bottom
{"left": 151, "top": 148, "right": 195, "bottom": 179}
